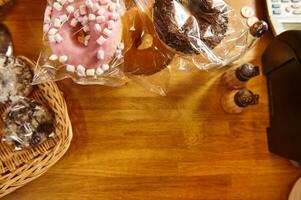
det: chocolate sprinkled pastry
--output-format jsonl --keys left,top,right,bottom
{"left": 2, "top": 97, "right": 55, "bottom": 150}
{"left": 0, "top": 55, "right": 33, "bottom": 103}
{"left": 153, "top": 0, "right": 229, "bottom": 54}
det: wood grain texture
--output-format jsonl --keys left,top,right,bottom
{"left": 2, "top": 0, "right": 301, "bottom": 199}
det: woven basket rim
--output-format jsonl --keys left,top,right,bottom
{"left": 0, "top": 58, "right": 73, "bottom": 198}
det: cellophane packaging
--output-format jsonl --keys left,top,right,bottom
{"left": 2, "top": 97, "right": 55, "bottom": 151}
{"left": 134, "top": 0, "right": 253, "bottom": 71}
{"left": 33, "top": 0, "right": 130, "bottom": 87}
{"left": 121, "top": 3, "right": 174, "bottom": 96}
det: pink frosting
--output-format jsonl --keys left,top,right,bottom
{"left": 46, "top": 0, "right": 123, "bottom": 70}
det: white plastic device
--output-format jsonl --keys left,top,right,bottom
{"left": 266, "top": 0, "right": 301, "bottom": 35}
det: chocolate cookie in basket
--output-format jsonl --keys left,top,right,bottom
{"left": 2, "top": 97, "right": 55, "bottom": 151}
{"left": 0, "top": 56, "right": 73, "bottom": 198}
{"left": 0, "top": 55, "right": 33, "bottom": 104}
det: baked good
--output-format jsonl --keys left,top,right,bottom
{"left": 44, "top": 0, "right": 125, "bottom": 77}
{"left": 0, "top": 23, "right": 13, "bottom": 56}
{"left": 153, "top": 0, "right": 229, "bottom": 55}
{"left": 2, "top": 97, "right": 55, "bottom": 150}
{"left": 123, "top": 7, "right": 174, "bottom": 75}
{"left": 0, "top": 56, "right": 33, "bottom": 103}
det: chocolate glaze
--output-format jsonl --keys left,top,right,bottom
{"left": 153, "top": 0, "right": 228, "bottom": 54}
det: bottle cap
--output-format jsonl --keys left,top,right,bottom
{"left": 236, "top": 63, "right": 260, "bottom": 82}
{"left": 250, "top": 20, "right": 269, "bottom": 38}
{"left": 234, "top": 89, "right": 259, "bottom": 108}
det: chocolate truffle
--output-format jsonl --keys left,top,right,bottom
{"left": 0, "top": 56, "right": 33, "bottom": 103}
{"left": 2, "top": 97, "right": 55, "bottom": 150}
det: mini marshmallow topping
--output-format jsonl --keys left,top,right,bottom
{"left": 54, "top": 18, "right": 61, "bottom": 28}
{"left": 48, "top": 28, "right": 58, "bottom": 35}
{"left": 77, "top": 65, "right": 86, "bottom": 76}
{"left": 47, "top": 0, "right": 123, "bottom": 74}
{"left": 49, "top": 54, "right": 58, "bottom": 61}
{"left": 96, "top": 67, "right": 104, "bottom": 75}
{"left": 66, "top": 64, "right": 75, "bottom": 72}
{"left": 88, "top": 13, "right": 96, "bottom": 21}
{"left": 97, "top": 50, "right": 105, "bottom": 60}
{"left": 96, "top": 36, "right": 106, "bottom": 46}
{"left": 103, "top": 28, "right": 112, "bottom": 37}
{"left": 59, "top": 55, "right": 68, "bottom": 63}
{"left": 70, "top": 18, "right": 78, "bottom": 27}
{"left": 53, "top": 2, "right": 63, "bottom": 11}
{"left": 94, "top": 23, "right": 102, "bottom": 32}
{"left": 102, "top": 64, "right": 110, "bottom": 71}
{"left": 86, "top": 69, "right": 96, "bottom": 76}
{"left": 66, "top": 5, "right": 75, "bottom": 13}
{"left": 54, "top": 33, "right": 63, "bottom": 43}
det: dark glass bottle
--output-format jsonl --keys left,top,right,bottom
{"left": 222, "top": 63, "right": 260, "bottom": 89}
{"left": 0, "top": 23, "right": 13, "bottom": 56}
{"left": 221, "top": 89, "right": 259, "bottom": 114}
{"left": 248, "top": 20, "right": 269, "bottom": 49}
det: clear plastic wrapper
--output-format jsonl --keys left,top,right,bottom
{"left": 122, "top": 6, "right": 175, "bottom": 95}
{"left": 33, "top": 0, "right": 129, "bottom": 86}
{"left": 2, "top": 97, "right": 55, "bottom": 151}
{"left": 134, "top": 0, "right": 267, "bottom": 71}
{"left": 0, "top": 55, "right": 34, "bottom": 104}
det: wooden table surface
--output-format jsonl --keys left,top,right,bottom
{"left": 2, "top": 0, "right": 301, "bottom": 199}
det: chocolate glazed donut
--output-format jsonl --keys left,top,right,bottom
{"left": 153, "top": 0, "right": 229, "bottom": 55}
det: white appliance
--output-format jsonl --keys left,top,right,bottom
{"left": 266, "top": 0, "right": 301, "bottom": 35}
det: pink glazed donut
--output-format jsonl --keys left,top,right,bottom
{"left": 43, "top": 0, "right": 124, "bottom": 77}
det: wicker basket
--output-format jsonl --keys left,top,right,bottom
{"left": 0, "top": 57, "right": 73, "bottom": 198}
